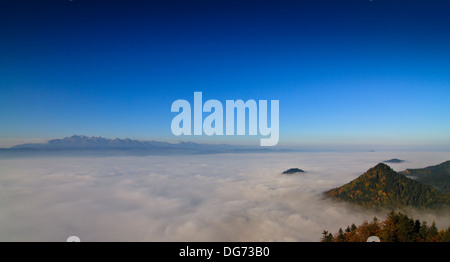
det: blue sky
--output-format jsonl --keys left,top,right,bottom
{"left": 1, "top": 0, "right": 449, "bottom": 148}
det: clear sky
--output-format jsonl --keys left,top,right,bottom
{"left": 1, "top": 0, "right": 449, "bottom": 148}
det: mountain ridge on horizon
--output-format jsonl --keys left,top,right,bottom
{"left": 10, "top": 135, "right": 244, "bottom": 150}
{"left": 0, "top": 135, "right": 285, "bottom": 157}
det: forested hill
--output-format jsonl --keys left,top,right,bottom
{"left": 325, "top": 163, "right": 450, "bottom": 209}
{"left": 400, "top": 161, "right": 450, "bottom": 194}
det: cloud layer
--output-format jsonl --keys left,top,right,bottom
{"left": 1, "top": 151, "right": 450, "bottom": 241}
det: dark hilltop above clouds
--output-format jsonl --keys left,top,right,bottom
{"left": 282, "top": 168, "right": 305, "bottom": 174}
{"left": 383, "top": 158, "right": 405, "bottom": 163}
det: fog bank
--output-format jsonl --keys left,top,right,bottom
{"left": 1, "top": 151, "right": 450, "bottom": 241}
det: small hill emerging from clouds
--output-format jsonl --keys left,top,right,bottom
{"left": 383, "top": 158, "right": 405, "bottom": 163}
{"left": 400, "top": 161, "right": 450, "bottom": 194}
{"left": 282, "top": 168, "right": 305, "bottom": 174}
{"left": 325, "top": 163, "right": 450, "bottom": 209}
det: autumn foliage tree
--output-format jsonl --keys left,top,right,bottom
{"left": 321, "top": 211, "right": 450, "bottom": 242}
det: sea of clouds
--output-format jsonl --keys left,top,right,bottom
{"left": 1, "top": 151, "right": 450, "bottom": 241}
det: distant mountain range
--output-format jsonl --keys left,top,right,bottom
{"left": 325, "top": 163, "right": 450, "bottom": 209}
{"left": 400, "top": 161, "right": 450, "bottom": 194}
{"left": 10, "top": 135, "right": 228, "bottom": 150}
{"left": 11, "top": 135, "right": 170, "bottom": 150}
{"left": 0, "top": 135, "right": 284, "bottom": 157}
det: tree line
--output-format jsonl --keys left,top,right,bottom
{"left": 321, "top": 211, "right": 450, "bottom": 242}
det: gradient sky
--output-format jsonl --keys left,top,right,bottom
{"left": 1, "top": 0, "right": 449, "bottom": 148}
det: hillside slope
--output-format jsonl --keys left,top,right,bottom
{"left": 400, "top": 161, "right": 450, "bottom": 194}
{"left": 325, "top": 163, "right": 450, "bottom": 209}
